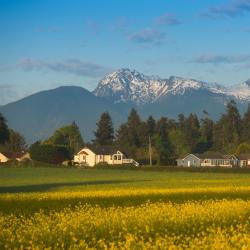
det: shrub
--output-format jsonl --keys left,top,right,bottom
{"left": 30, "top": 142, "right": 71, "bottom": 164}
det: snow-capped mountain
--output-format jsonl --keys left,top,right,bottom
{"left": 227, "top": 80, "right": 250, "bottom": 101}
{"left": 93, "top": 68, "right": 168, "bottom": 104}
{"left": 94, "top": 68, "right": 241, "bottom": 104}
{"left": 159, "top": 76, "right": 227, "bottom": 97}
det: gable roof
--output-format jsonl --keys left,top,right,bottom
{"left": 78, "top": 150, "right": 89, "bottom": 155}
{"left": 236, "top": 154, "right": 250, "bottom": 160}
{"left": 0, "top": 151, "right": 28, "bottom": 159}
{"left": 224, "top": 154, "right": 238, "bottom": 160}
{"left": 182, "top": 154, "right": 201, "bottom": 161}
{"left": 194, "top": 153, "right": 228, "bottom": 160}
{"left": 87, "top": 145, "right": 127, "bottom": 156}
{"left": 181, "top": 153, "right": 237, "bottom": 160}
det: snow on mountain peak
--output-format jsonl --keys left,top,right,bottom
{"left": 227, "top": 80, "right": 250, "bottom": 101}
{"left": 94, "top": 68, "right": 167, "bottom": 104}
{"left": 93, "top": 68, "right": 250, "bottom": 104}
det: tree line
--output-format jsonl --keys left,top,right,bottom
{"left": 1, "top": 99, "right": 250, "bottom": 165}
{"left": 93, "top": 100, "right": 250, "bottom": 165}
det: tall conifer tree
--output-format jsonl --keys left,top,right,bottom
{"left": 0, "top": 112, "right": 9, "bottom": 145}
{"left": 93, "top": 112, "right": 114, "bottom": 145}
{"left": 154, "top": 117, "right": 174, "bottom": 165}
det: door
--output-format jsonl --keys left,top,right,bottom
{"left": 187, "top": 161, "right": 191, "bottom": 167}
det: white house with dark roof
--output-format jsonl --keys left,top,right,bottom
{"left": 0, "top": 152, "right": 10, "bottom": 163}
{"left": 74, "top": 146, "right": 139, "bottom": 167}
{"left": 177, "top": 153, "right": 239, "bottom": 168}
{"left": 0, "top": 151, "right": 30, "bottom": 163}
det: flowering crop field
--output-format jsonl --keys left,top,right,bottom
{"left": 1, "top": 167, "right": 250, "bottom": 249}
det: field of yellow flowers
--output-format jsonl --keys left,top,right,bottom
{"left": 1, "top": 167, "right": 250, "bottom": 249}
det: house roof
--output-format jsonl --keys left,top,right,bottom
{"left": 78, "top": 150, "right": 88, "bottom": 155}
{"left": 236, "top": 154, "right": 250, "bottom": 160}
{"left": 87, "top": 145, "right": 127, "bottom": 156}
{"left": 194, "top": 153, "right": 229, "bottom": 160}
{"left": 1, "top": 151, "right": 28, "bottom": 159}
{"left": 181, "top": 153, "right": 234, "bottom": 160}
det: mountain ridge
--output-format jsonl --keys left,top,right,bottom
{"left": 0, "top": 85, "right": 130, "bottom": 143}
{"left": 94, "top": 68, "right": 249, "bottom": 104}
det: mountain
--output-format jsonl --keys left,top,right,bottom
{"left": 94, "top": 68, "right": 168, "bottom": 104}
{"left": 0, "top": 86, "right": 130, "bottom": 143}
{"left": 1, "top": 69, "right": 250, "bottom": 144}
{"left": 227, "top": 79, "right": 250, "bottom": 101}
{"left": 94, "top": 68, "right": 248, "bottom": 118}
{"left": 94, "top": 68, "right": 232, "bottom": 105}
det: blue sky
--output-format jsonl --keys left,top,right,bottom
{"left": 1, "top": 0, "right": 250, "bottom": 104}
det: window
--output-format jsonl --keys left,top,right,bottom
{"left": 82, "top": 155, "right": 86, "bottom": 162}
{"left": 114, "top": 155, "right": 117, "bottom": 160}
{"left": 110, "top": 155, "right": 112, "bottom": 160}
{"left": 118, "top": 155, "right": 121, "bottom": 160}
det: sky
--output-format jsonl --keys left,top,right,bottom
{"left": 1, "top": 0, "right": 250, "bottom": 104}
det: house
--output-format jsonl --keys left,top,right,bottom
{"left": 237, "top": 154, "right": 250, "bottom": 168}
{"left": 176, "top": 154, "right": 201, "bottom": 167}
{"left": 0, "top": 153, "right": 10, "bottom": 163}
{"left": 0, "top": 151, "right": 30, "bottom": 163}
{"left": 177, "top": 153, "right": 238, "bottom": 168}
{"left": 74, "top": 145, "right": 139, "bottom": 167}
{"left": 15, "top": 152, "right": 30, "bottom": 162}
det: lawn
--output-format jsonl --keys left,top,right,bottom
{"left": 1, "top": 166, "right": 250, "bottom": 249}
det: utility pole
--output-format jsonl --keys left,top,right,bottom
{"left": 149, "top": 136, "right": 152, "bottom": 166}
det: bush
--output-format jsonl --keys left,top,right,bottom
{"left": 30, "top": 142, "right": 71, "bottom": 164}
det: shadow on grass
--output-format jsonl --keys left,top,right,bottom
{"left": 0, "top": 179, "right": 148, "bottom": 193}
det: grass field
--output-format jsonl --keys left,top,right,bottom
{"left": 1, "top": 166, "right": 250, "bottom": 249}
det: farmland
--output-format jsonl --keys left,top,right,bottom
{"left": 1, "top": 167, "right": 250, "bottom": 249}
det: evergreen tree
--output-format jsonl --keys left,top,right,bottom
{"left": 178, "top": 113, "right": 185, "bottom": 131}
{"left": 146, "top": 115, "right": 156, "bottom": 136}
{"left": 184, "top": 113, "right": 201, "bottom": 152}
{"left": 241, "top": 103, "right": 250, "bottom": 142}
{"left": 93, "top": 112, "right": 114, "bottom": 145}
{"left": 0, "top": 112, "right": 9, "bottom": 145}
{"left": 126, "top": 108, "right": 142, "bottom": 148}
{"left": 200, "top": 111, "right": 214, "bottom": 151}
{"left": 226, "top": 100, "right": 241, "bottom": 143}
{"left": 213, "top": 100, "right": 241, "bottom": 152}
{"left": 115, "top": 124, "right": 129, "bottom": 147}
{"left": 5, "top": 129, "right": 26, "bottom": 152}
{"left": 154, "top": 117, "right": 174, "bottom": 165}
{"left": 115, "top": 109, "right": 145, "bottom": 158}
{"left": 168, "top": 114, "right": 189, "bottom": 157}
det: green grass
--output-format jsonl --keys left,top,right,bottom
{"left": 1, "top": 166, "right": 250, "bottom": 214}
{"left": 1, "top": 166, "right": 250, "bottom": 190}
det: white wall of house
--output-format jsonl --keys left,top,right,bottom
{"left": 200, "top": 159, "right": 233, "bottom": 167}
{"left": 74, "top": 148, "right": 97, "bottom": 167}
{"left": 0, "top": 153, "right": 9, "bottom": 163}
{"left": 110, "top": 151, "right": 124, "bottom": 165}
{"left": 74, "top": 148, "right": 126, "bottom": 166}
{"left": 16, "top": 153, "right": 30, "bottom": 162}
{"left": 179, "top": 154, "right": 201, "bottom": 167}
